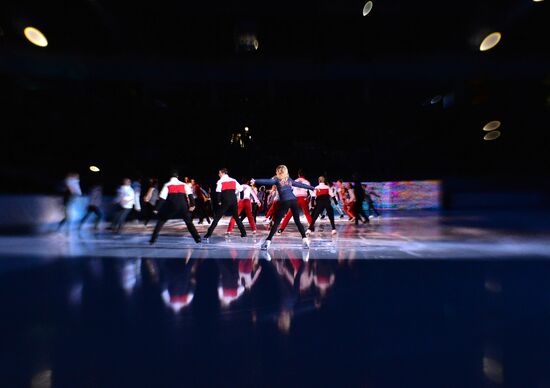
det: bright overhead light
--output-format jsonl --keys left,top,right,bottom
{"left": 362, "top": 1, "right": 374, "bottom": 16}
{"left": 244, "top": 126, "right": 249, "bottom": 132}
{"left": 483, "top": 121, "right": 501, "bottom": 131}
{"left": 24, "top": 26, "right": 48, "bottom": 47}
{"left": 89, "top": 166, "right": 100, "bottom": 172}
{"left": 484, "top": 131, "right": 501, "bottom": 141}
{"left": 480, "top": 32, "right": 501, "bottom": 51}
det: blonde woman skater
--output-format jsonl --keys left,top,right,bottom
{"left": 251, "top": 165, "right": 315, "bottom": 250}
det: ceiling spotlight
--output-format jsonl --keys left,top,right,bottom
{"left": 480, "top": 32, "right": 501, "bottom": 51}
{"left": 362, "top": 1, "right": 374, "bottom": 16}
{"left": 245, "top": 126, "right": 249, "bottom": 132}
{"left": 533, "top": 0, "right": 544, "bottom": 2}
{"left": 23, "top": 26, "right": 48, "bottom": 47}
{"left": 483, "top": 121, "right": 501, "bottom": 131}
{"left": 89, "top": 166, "right": 100, "bottom": 172}
{"left": 484, "top": 131, "right": 501, "bottom": 141}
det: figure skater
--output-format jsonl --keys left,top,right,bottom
{"left": 227, "top": 179, "right": 258, "bottom": 235}
{"left": 277, "top": 169, "right": 313, "bottom": 235}
{"left": 352, "top": 175, "right": 369, "bottom": 224}
{"left": 149, "top": 170, "right": 201, "bottom": 244}
{"left": 365, "top": 185, "right": 381, "bottom": 219}
{"left": 307, "top": 176, "right": 337, "bottom": 236}
{"left": 203, "top": 168, "right": 247, "bottom": 241}
{"left": 251, "top": 165, "right": 315, "bottom": 250}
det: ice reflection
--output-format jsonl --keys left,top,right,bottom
{"left": 161, "top": 258, "right": 198, "bottom": 313}
{"left": 7, "top": 254, "right": 550, "bottom": 387}
{"left": 268, "top": 252, "right": 337, "bottom": 333}
{"left": 137, "top": 249, "right": 339, "bottom": 333}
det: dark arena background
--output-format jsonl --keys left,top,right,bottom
{"left": 1, "top": 0, "right": 550, "bottom": 387}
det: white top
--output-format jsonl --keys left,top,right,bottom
{"left": 185, "top": 182, "right": 194, "bottom": 196}
{"left": 132, "top": 182, "right": 141, "bottom": 211}
{"left": 65, "top": 177, "right": 82, "bottom": 196}
{"left": 241, "top": 184, "right": 260, "bottom": 203}
{"left": 159, "top": 177, "right": 193, "bottom": 200}
{"left": 216, "top": 174, "right": 243, "bottom": 194}
{"left": 311, "top": 182, "right": 331, "bottom": 198}
{"left": 267, "top": 189, "right": 279, "bottom": 204}
{"left": 116, "top": 185, "right": 135, "bottom": 209}
{"left": 292, "top": 177, "right": 312, "bottom": 197}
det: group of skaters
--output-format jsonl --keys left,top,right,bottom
{"left": 60, "top": 165, "right": 381, "bottom": 251}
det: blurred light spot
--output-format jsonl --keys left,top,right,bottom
{"left": 89, "top": 166, "right": 100, "bottom": 172}
{"left": 533, "top": 0, "right": 544, "bottom": 2}
{"left": 484, "top": 279, "right": 502, "bottom": 293}
{"left": 121, "top": 260, "right": 140, "bottom": 295}
{"left": 278, "top": 310, "right": 291, "bottom": 334}
{"left": 362, "top": 1, "right": 374, "bottom": 16}
{"left": 31, "top": 369, "right": 52, "bottom": 388}
{"left": 483, "top": 120, "right": 501, "bottom": 131}
{"left": 68, "top": 283, "right": 83, "bottom": 305}
{"left": 430, "top": 95, "right": 442, "bottom": 104}
{"left": 480, "top": 32, "right": 501, "bottom": 51}
{"left": 483, "top": 357, "right": 503, "bottom": 384}
{"left": 236, "top": 32, "right": 259, "bottom": 52}
{"left": 24, "top": 27, "right": 48, "bottom": 47}
{"left": 245, "top": 126, "right": 249, "bottom": 132}
{"left": 484, "top": 131, "right": 501, "bottom": 140}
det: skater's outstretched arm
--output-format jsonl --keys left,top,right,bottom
{"left": 290, "top": 179, "right": 315, "bottom": 191}
{"left": 252, "top": 178, "right": 277, "bottom": 186}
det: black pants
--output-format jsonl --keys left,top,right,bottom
{"left": 309, "top": 196, "right": 336, "bottom": 231}
{"left": 57, "top": 196, "right": 75, "bottom": 230}
{"left": 79, "top": 205, "right": 102, "bottom": 230}
{"left": 150, "top": 207, "right": 201, "bottom": 243}
{"left": 142, "top": 202, "right": 156, "bottom": 226}
{"left": 195, "top": 198, "right": 211, "bottom": 224}
{"left": 205, "top": 199, "right": 246, "bottom": 238}
{"left": 111, "top": 206, "right": 131, "bottom": 233}
{"left": 252, "top": 202, "right": 258, "bottom": 223}
{"left": 267, "top": 199, "right": 307, "bottom": 240}
{"left": 353, "top": 200, "right": 369, "bottom": 224}
{"left": 367, "top": 201, "right": 380, "bottom": 217}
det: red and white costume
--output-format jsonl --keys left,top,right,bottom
{"left": 346, "top": 187, "right": 357, "bottom": 219}
{"left": 228, "top": 184, "right": 258, "bottom": 233}
{"left": 264, "top": 189, "right": 280, "bottom": 221}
